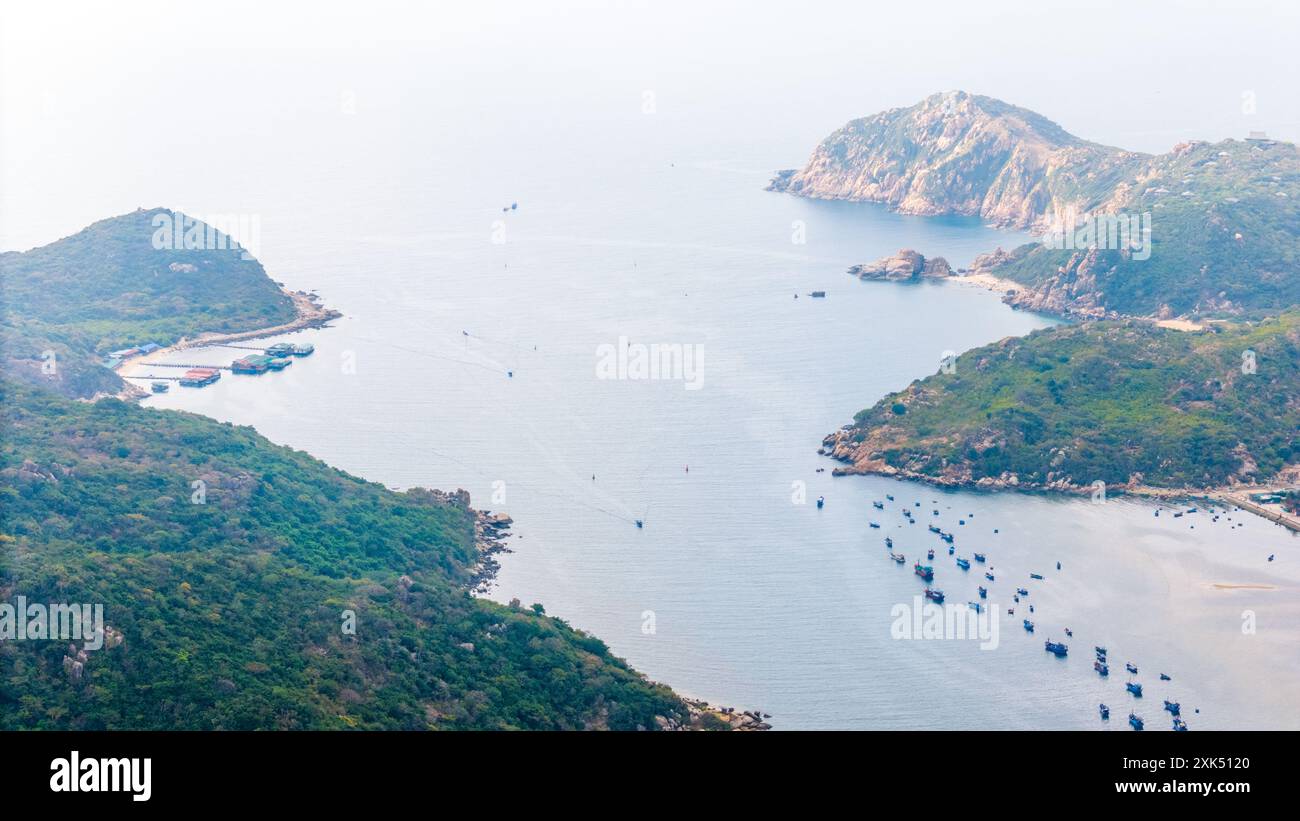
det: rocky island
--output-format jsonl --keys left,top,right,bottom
{"left": 849, "top": 248, "right": 952, "bottom": 281}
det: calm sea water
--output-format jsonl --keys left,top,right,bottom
{"left": 124, "top": 138, "right": 1300, "bottom": 730}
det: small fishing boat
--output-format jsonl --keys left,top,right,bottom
{"left": 816, "top": 496, "right": 825, "bottom": 509}
{"left": 940, "top": 532, "right": 954, "bottom": 544}
{"left": 928, "top": 525, "right": 941, "bottom": 534}
{"left": 1095, "top": 661, "right": 1109, "bottom": 676}
{"left": 968, "top": 601, "right": 983, "bottom": 613}
{"left": 978, "top": 586, "right": 987, "bottom": 599}
{"left": 1023, "top": 620, "right": 1034, "bottom": 632}
{"left": 885, "top": 537, "right": 893, "bottom": 548}
{"left": 873, "top": 501, "right": 884, "bottom": 510}
{"left": 947, "top": 545, "right": 955, "bottom": 555}
{"left": 1099, "top": 704, "right": 1110, "bottom": 720}
{"left": 1126, "top": 682, "right": 1143, "bottom": 697}
{"left": 956, "top": 557, "right": 970, "bottom": 570}
{"left": 923, "top": 588, "right": 945, "bottom": 603}
{"left": 1159, "top": 673, "right": 1171, "bottom": 681}
{"left": 809, "top": 291, "right": 826, "bottom": 298}
{"left": 1064, "top": 628, "right": 1073, "bottom": 637}
{"left": 1172, "top": 717, "right": 1188, "bottom": 731}
{"left": 150, "top": 381, "right": 170, "bottom": 393}
{"left": 869, "top": 522, "right": 881, "bottom": 529}
{"left": 926, "top": 548, "right": 934, "bottom": 560}
{"left": 1163, "top": 700, "right": 1180, "bottom": 716}
{"left": 886, "top": 495, "right": 894, "bottom": 501}
{"left": 889, "top": 552, "right": 906, "bottom": 564}
{"left": 985, "top": 572, "right": 995, "bottom": 581}
{"left": 1126, "top": 663, "right": 1138, "bottom": 675}
{"left": 1129, "top": 713, "right": 1144, "bottom": 731}
{"left": 973, "top": 553, "right": 986, "bottom": 563}
{"left": 1044, "top": 640, "right": 1068, "bottom": 657}
{"left": 1016, "top": 588, "right": 1029, "bottom": 596}
{"left": 914, "top": 563, "right": 934, "bottom": 581}
{"left": 1095, "top": 646, "right": 1107, "bottom": 657}
{"left": 635, "top": 519, "right": 643, "bottom": 529}
{"left": 1029, "top": 573, "right": 1044, "bottom": 580}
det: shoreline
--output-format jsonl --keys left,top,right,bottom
{"left": 946, "top": 270, "right": 1022, "bottom": 296}
{"left": 469, "top": 509, "right": 770, "bottom": 730}
{"left": 114, "top": 289, "right": 341, "bottom": 400}
{"left": 108, "top": 295, "right": 773, "bottom": 729}
{"left": 823, "top": 450, "right": 1299, "bottom": 530}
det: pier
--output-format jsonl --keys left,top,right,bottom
{"left": 1211, "top": 489, "right": 1300, "bottom": 533}
{"left": 139, "top": 362, "right": 232, "bottom": 370}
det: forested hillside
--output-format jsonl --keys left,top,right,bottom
{"left": 1, "top": 208, "right": 296, "bottom": 398}
{"left": 0, "top": 380, "right": 690, "bottom": 730}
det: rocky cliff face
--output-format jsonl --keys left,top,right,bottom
{"left": 769, "top": 91, "right": 1148, "bottom": 230}
{"left": 1001, "top": 249, "right": 1119, "bottom": 318}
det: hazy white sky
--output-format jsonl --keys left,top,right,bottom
{"left": 3, "top": 0, "right": 1298, "bottom": 249}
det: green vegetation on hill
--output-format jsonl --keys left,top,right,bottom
{"left": 1, "top": 208, "right": 296, "bottom": 398}
{"left": 833, "top": 312, "right": 1300, "bottom": 489}
{"left": 992, "top": 139, "right": 1300, "bottom": 318}
{"left": 0, "top": 379, "right": 688, "bottom": 729}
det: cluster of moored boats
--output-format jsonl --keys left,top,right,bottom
{"left": 872, "top": 494, "right": 1193, "bottom": 731}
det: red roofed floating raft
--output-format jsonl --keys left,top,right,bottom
{"left": 179, "top": 367, "right": 221, "bottom": 387}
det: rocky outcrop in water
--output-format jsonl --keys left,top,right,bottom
{"left": 849, "top": 248, "right": 952, "bottom": 281}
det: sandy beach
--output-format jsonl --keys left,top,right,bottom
{"left": 948, "top": 271, "right": 1021, "bottom": 294}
